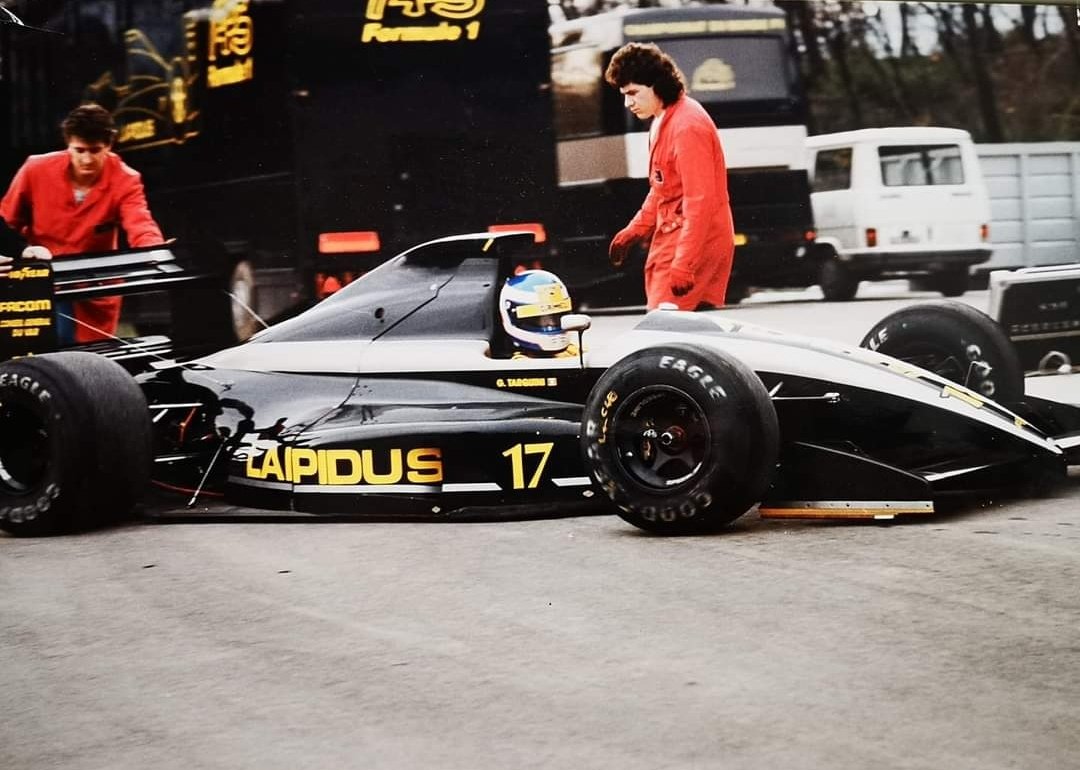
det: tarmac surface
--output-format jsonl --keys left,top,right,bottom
{"left": 3, "top": 283, "right": 1079, "bottom": 769}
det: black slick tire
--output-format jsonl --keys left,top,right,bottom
{"left": 0, "top": 352, "right": 151, "bottom": 536}
{"left": 860, "top": 300, "right": 1025, "bottom": 403}
{"left": 582, "top": 343, "right": 779, "bottom": 535}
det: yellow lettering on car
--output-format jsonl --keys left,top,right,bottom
{"left": 882, "top": 360, "right": 921, "bottom": 378}
{"left": 941, "top": 384, "right": 984, "bottom": 409}
{"left": 361, "top": 448, "right": 402, "bottom": 484}
{"left": 290, "top": 447, "right": 319, "bottom": 482}
{"left": 245, "top": 446, "right": 443, "bottom": 485}
{"left": 0, "top": 300, "right": 52, "bottom": 312}
{"left": 3, "top": 267, "right": 49, "bottom": 281}
{"left": 407, "top": 448, "right": 444, "bottom": 483}
{"left": 324, "top": 449, "right": 362, "bottom": 484}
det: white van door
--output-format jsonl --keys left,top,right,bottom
{"left": 809, "top": 146, "right": 856, "bottom": 245}
{"left": 862, "top": 141, "right": 987, "bottom": 250}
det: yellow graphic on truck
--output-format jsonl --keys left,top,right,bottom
{"left": 207, "top": 0, "right": 255, "bottom": 88}
{"left": 86, "top": 0, "right": 257, "bottom": 151}
{"left": 362, "top": 0, "right": 484, "bottom": 43}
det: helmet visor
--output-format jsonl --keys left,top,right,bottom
{"left": 515, "top": 313, "right": 564, "bottom": 332}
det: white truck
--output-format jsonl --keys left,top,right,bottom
{"left": 974, "top": 142, "right": 1080, "bottom": 280}
{"left": 806, "top": 127, "right": 993, "bottom": 300}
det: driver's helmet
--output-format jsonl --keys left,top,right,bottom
{"left": 499, "top": 269, "right": 573, "bottom": 354}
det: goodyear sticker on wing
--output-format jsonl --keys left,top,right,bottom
{"left": 0, "top": 263, "right": 56, "bottom": 359}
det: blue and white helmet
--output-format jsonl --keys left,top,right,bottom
{"left": 499, "top": 269, "right": 573, "bottom": 353}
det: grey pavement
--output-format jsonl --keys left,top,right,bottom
{"left": 3, "top": 285, "right": 1079, "bottom": 770}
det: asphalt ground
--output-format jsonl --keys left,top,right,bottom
{"left": 3, "top": 282, "right": 1079, "bottom": 770}
{"left": 3, "top": 490, "right": 1079, "bottom": 770}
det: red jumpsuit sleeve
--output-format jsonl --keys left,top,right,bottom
{"left": 670, "top": 121, "right": 721, "bottom": 276}
{"left": 117, "top": 173, "right": 164, "bottom": 247}
{"left": 626, "top": 185, "right": 659, "bottom": 239}
{"left": 0, "top": 162, "right": 33, "bottom": 237}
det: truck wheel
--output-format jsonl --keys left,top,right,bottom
{"left": 582, "top": 343, "right": 779, "bottom": 535}
{"left": 819, "top": 260, "right": 859, "bottom": 301}
{"left": 860, "top": 300, "right": 1025, "bottom": 403}
{"left": 935, "top": 268, "right": 969, "bottom": 297}
{"left": 0, "top": 352, "right": 151, "bottom": 536}
{"left": 725, "top": 281, "right": 749, "bottom": 305}
{"left": 229, "top": 259, "right": 261, "bottom": 341}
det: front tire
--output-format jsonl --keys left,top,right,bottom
{"left": 582, "top": 344, "right": 779, "bottom": 534}
{"left": 0, "top": 352, "right": 151, "bottom": 536}
{"left": 860, "top": 300, "right": 1025, "bottom": 403}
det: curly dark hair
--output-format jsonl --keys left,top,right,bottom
{"left": 604, "top": 43, "right": 686, "bottom": 106}
{"left": 60, "top": 103, "right": 116, "bottom": 145}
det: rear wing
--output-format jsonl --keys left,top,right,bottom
{"left": 2, "top": 245, "right": 229, "bottom": 369}
{"left": 50, "top": 245, "right": 210, "bottom": 300}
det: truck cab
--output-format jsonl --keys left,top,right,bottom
{"left": 807, "top": 127, "right": 993, "bottom": 300}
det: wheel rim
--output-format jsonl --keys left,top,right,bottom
{"left": 611, "top": 385, "right": 711, "bottom": 491}
{"left": 0, "top": 403, "right": 49, "bottom": 494}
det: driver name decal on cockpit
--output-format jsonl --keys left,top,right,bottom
{"left": 245, "top": 446, "right": 442, "bottom": 485}
{"left": 496, "top": 376, "right": 558, "bottom": 388}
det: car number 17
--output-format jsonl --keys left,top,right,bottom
{"left": 501, "top": 442, "right": 554, "bottom": 489}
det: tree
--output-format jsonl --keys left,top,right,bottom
{"left": 962, "top": 2, "right": 1005, "bottom": 140}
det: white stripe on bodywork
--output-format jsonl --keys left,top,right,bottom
{"left": 229, "top": 476, "right": 290, "bottom": 490}
{"left": 552, "top": 476, "right": 592, "bottom": 487}
{"left": 293, "top": 484, "right": 441, "bottom": 495}
{"left": 195, "top": 338, "right": 581, "bottom": 376}
{"left": 229, "top": 476, "right": 445, "bottom": 494}
{"left": 441, "top": 482, "right": 502, "bottom": 493}
{"left": 1055, "top": 434, "right": 1080, "bottom": 450}
{"left": 923, "top": 465, "right": 994, "bottom": 482}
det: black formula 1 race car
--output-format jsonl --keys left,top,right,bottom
{"left": 2, "top": 232, "right": 1079, "bottom": 537}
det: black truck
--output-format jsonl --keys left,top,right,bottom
{"left": 2, "top": 0, "right": 815, "bottom": 339}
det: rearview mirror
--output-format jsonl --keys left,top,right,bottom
{"left": 561, "top": 313, "right": 591, "bottom": 333}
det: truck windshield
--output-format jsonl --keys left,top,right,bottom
{"left": 662, "top": 36, "right": 793, "bottom": 105}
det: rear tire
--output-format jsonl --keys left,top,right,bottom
{"left": 582, "top": 343, "right": 779, "bottom": 534}
{"left": 860, "top": 300, "right": 1025, "bottom": 403}
{"left": 0, "top": 352, "right": 151, "bottom": 536}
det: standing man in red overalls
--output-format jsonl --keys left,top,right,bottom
{"left": 1, "top": 103, "right": 164, "bottom": 343}
{"left": 605, "top": 43, "right": 735, "bottom": 311}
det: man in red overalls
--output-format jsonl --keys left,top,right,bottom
{"left": 1, "top": 103, "right": 164, "bottom": 343}
{"left": 605, "top": 43, "right": 735, "bottom": 311}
